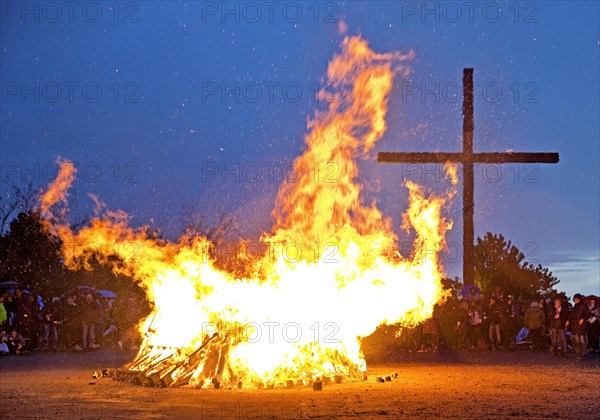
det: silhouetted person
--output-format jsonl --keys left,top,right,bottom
{"left": 587, "top": 298, "right": 600, "bottom": 353}
{"left": 524, "top": 302, "right": 545, "bottom": 352}
{"left": 549, "top": 298, "right": 568, "bottom": 356}
{"left": 567, "top": 294, "right": 591, "bottom": 358}
{"left": 485, "top": 297, "right": 502, "bottom": 350}
{"left": 41, "top": 297, "right": 61, "bottom": 351}
{"left": 469, "top": 301, "right": 484, "bottom": 350}
{"left": 81, "top": 293, "right": 101, "bottom": 350}
{"left": 59, "top": 296, "right": 80, "bottom": 351}
{"left": 501, "top": 296, "right": 519, "bottom": 348}
{"left": 455, "top": 300, "right": 470, "bottom": 349}
{"left": 117, "top": 296, "right": 141, "bottom": 350}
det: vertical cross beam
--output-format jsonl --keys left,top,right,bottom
{"left": 462, "top": 69, "right": 475, "bottom": 285}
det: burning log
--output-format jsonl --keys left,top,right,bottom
{"left": 147, "top": 372, "right": 165, "bottom": 387}
{"left": 171, "top": 333, "right": 225, "bottom": 387}
{"left": 115, "top": 333, "right": 236, "bottom": 389}
{"left": 113, "top": 331, "right": 370, "bottom": 390}
{"left": 114, "top": 368, "right": 141, "bottom": 382}
{"left": 112, "top": 342, "right": 367, "bottom": 390}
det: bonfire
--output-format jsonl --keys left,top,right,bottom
{"left": 40, "top": 35, "right": 455, "bottom": 389}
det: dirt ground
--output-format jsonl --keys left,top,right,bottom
{"left": 1, "top": 349, "right": 599, "bottom": 419}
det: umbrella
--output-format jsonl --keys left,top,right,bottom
{"left": 60, "top": 285, "right": 100, "bottom": 300}
{"left": 0, "top": 280, "right": 23, "bottom": 290}
{"left": 5, "top": 289, "right": 31, "bottom": 295}
{"left": 99, "top": 290, "right": 117, "bottom": 299}
{"left": 74, "top": 285, "right": 101, "bottom": 296}
{"left": 4, "top": 289, "right": 44, "bottom": 309}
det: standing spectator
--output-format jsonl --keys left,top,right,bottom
{"left": 539, "top": 298, "right": 552, "bottom": 348}
{"left": 12, "top": 289, "right": 23, "bottom": 311}
{"left": 501, "top": 296, "right": 520, "bottom": 348}
{"left": 81, "top": 293, "right": 101, "bottom": 350}
{"left": 420, "top": 317, "right": 440, "bottom": 352}
{"left": 481, "top": 298, "right": 492, "bottom": 349}
{"left": 9, "top": 290, "right": 24, "bottom": 331}
{"left": 514, "top": 296, "right": 525, "bottom": 322}
{"left": 41, "top": 298, "right": 60, "bottom": 351}
{"left": 524, "top": 301, "right": 546, "bottom": 352}
{"left": 13, "top": 293, "right": 36, "bottom": 349}
{"left": 27, "top": 293, "right": 43, "bottom": 350}
{"left": 455, "top": 300, "right": 470, "bottom": 349}
{"left": 486, "top": 297, "right": 502, "bottom": 350}
{"left": 549, "top": 298, "right": 569, "bottom": 356}
{"left": 4, "top": 292, "right": 15, "bottom": 327}
{"left": 469, "top": 301, "right": 484, "bottom": 350}
{"left": 12, "top": 290, "right": 28, "bottom": 330}
{"left": 59, "top": 296, "right": 80, "bottom": 351}
{"left": 567, "top": 293, "right": 591, "bottom": 358}
{"left": 117, "top": 296, "right": 142, "bottom": 350}
{"left": 100, "top": 299, "right": 118, "bottom": 345}
{"left": 0, "top": 295, "right": 7, "bottom": 328}
{"left": 586, "top": 298, "right": 600, "bottom": 353}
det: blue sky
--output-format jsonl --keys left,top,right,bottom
{"left": 1, "top": 1, "right": 598, "bottom": 297}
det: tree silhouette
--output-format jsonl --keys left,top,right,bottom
{"left": 474, "top": 232, "right": 560, "bottom": 299}
{"left": 0, "top": 211, "right": 67, "bottom": 296}
{"left": 0, "top": 210, "right": 145, "bottom": 299}
{"left": 0, "top": 179, "right": 40, "bottom": 233}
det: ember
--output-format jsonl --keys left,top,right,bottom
{"left": 40, "top": 35, "right": 454, "bottom": 389}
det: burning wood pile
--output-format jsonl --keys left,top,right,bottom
{"left": 108, "top": 333, "right": 365, "bottom": 389}
{"left": 115, "top": 333, "right": 230, "bottom": 388}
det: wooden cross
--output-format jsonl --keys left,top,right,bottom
{"left": 378, "top": 69, "right": 559, "bottom": 285}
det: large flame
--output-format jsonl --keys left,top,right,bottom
{"left": 40, "top": 35, "right": 453, "bottom": 388}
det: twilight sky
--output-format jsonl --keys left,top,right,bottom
{"left": 1, "top": 1, "right": 598, "bottom": 297}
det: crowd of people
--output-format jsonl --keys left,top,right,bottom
{"left": 447, "top": 286, "right": 600, "bottom": 357}
{"left": 0, "top": 288, "right": 143, "bottom": 356}
{"left": 1, "top": 284, "right": 599, "bottom": 359}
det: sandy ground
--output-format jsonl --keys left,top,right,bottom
{"left": 1, "top": 349, "right": 599, "bottom": 419}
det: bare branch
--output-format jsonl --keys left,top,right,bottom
{"left": 0, "top": 195, "right": 19, "bottom": 233}
{"left": 179, "top": 205, "right": 238, "bottom": 244}
{"left": 1, "top": 179, "right": 42, "bottom": 232}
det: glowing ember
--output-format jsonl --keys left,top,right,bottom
{"left": 40, "top": 35, "right": 454, "bottom": 388}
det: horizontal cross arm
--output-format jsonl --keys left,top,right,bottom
{"left": 377, "top": 151, "right": 559, "bottom": 164}
{"left": 472, "top": 152, "right": 559, "bottom": 163}
{"left": 377, "top": 152, "right": 462, "bottom": 163}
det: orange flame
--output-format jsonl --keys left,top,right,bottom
{"left": 40, "top": 157, "right": 76, "bottom": 220}
{"left": 41, "top": 35, "right": 453, "bottom": 388}
{"left": 444, "top": 162, "right": 459, "bottom": 186}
